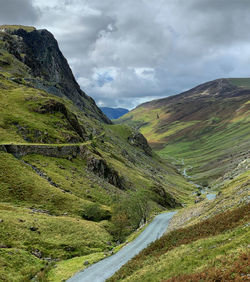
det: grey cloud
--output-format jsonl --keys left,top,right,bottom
{"left": 0, "top": 0, "right": 39, "bottom": 25}
{"left": 2, "top": 0, "right": 250, "bottom": 109}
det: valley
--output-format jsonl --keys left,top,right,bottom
{"left": 112, "top": 78, "right": 250, "bottom": 281}
{"left": 0, "top": 25, "right": 249, "bottom": 282}
{"left": 0, "top": 25, "right": 192, "bottom": 282}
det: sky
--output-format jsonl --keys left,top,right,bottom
{"left": 1, "top": 0, "right": 250, "bottom": 109}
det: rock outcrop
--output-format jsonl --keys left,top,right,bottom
{"left": 128, "top": 132, "right": 152, "bottom": 156}
{"left": 4, "top": 144, "right": 82, "bottom": 158}
{"left": 0, "top": 26, "right": 111, "bottom": 124}
{"left": 2, "top": 143, "right": 126, "bottom": 190}
{"left": 152, "top": 184, "right": 181, "bottom": 208}
{"left": 87, "top": 156, "right": 126, "bottom": 189}
{"left": 36, "top": 99, "right": 88, "bottom": 141}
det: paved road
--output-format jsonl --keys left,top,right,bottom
{"left": 68, "top": 211, "right": 176, "bottom": 282}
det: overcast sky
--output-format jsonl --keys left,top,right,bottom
{"left": 1, "top": 0, "right": 250, "bottom": 109}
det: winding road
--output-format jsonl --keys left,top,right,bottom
{"left": 68, "top": 211, "right": 176, "bottom": 282}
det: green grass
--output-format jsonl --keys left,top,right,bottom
{"left": 3, "top": 29, "right": 246, "bottom": 282}
{"left": 158, "top": 116, "right": 250, "bottom": 183}
{"left": 0, "top": 152, "right": 98, "bottom": 216}
{"left": 119, "top": 225, "right": 249, "bottom": 281}
{"left": 0, "top": 248, "right": 44, "bottom": 282}
{"left": 0, "top": 25, "right": 36, "bottom": 32}
{"left": 0, "top": 79, "right": 84, "bottom": 144}
{"left": 164, "top": 251, "right": 249, "bottom": 281}
{"left": 228, "top": 77, "right": 250, "bottom": 88}
{"left": 166, "top": 169, "right": 250, "bottom": 233}
{"left": 118, "top": 82, "right": 250, "bottom": 185}
{"left": 108, "top": 203, "right": 250, "bottom": 281}
{"left": 0, "top": 203, "right": 112, "bottom": 280}
{"left": 47, "top": 252, "right": 106, "bottom": 282}
{"left": 22, "top": 154, "right": 113, "bottom": 207}
{"left": 104, "top": 124, "right": 133, "bottom": 140}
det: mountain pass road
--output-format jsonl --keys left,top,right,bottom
{"left": 68, "top": 211, "right": 176, "bottom": 282}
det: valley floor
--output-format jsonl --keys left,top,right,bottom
{"left": 108, "top": 165, "right": 250, "bottom": 282}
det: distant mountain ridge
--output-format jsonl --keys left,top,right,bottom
{"left": 100, "top": 107, "right": 129, "bottom": 119}
{"left": 118, "top": 78, "right": 250, "bottom": 183}
{"left": 111, "top": 78, "right": 250, "bottom": 282}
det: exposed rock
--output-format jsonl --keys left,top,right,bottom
{"left": 0, "top": 219, "right": 3, "bottom": 223}
{"left": 87, "top": 156, "right": 126, "bottom": 189}
{"left": 58, "top": 165, "right": 66, "bottom": 170}
{"left": 0, "top": 145, "right": 7, "bottom": 152}
{"left": 128, "top": 132, "right": 152, "bottom": 156}
{"left": 122, "top": 149, "right": 135, "bottom": 163}
{"left": 1, "top": 27, "right": 111, "bottom": 124}
{"left": 0, "top": 245, "right": 9, "bottom": 249}
{"left": 18, "top": 219, "right": 25, "bottom": 222}
{"left": 31, "top": 249, "right": 42, "bottom": 259}
{"left": 36, "top": 99, "right": 88, "bottom": 141}
{"left": 29, "top": 226, "right": 39, "bottom": 231}
{"left": 152, "top": 185, "right": 181, "bottom": 208}
{"left": 195, "top": 196, "right": 205, "bottom": 204}
{"left": 4, "top": 144, "right": 82, "bottom": 158}
{"left": 83, "top": 261, "right": 90, "bottom": 266}
{"left": 31, "top": 208, "right": 50, "bottom": 214}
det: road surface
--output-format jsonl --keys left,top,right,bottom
{"left": 68, "top": 211, "right": 176, "bottom": 282}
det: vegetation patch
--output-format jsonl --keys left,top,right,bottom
{"left": 108, "top": 203, "right": 249, "bottom": 281}
{"left": 47, "top": 252, "right": 106, "bottom": 282}
{"left": 164, "top": 251, "right": 249, "bottom": 282}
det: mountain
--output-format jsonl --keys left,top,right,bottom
{"left": 1, "top": 25, "right": 249, "bottom": 282}
{"left": 0, "top": 25, "right": 110, "bottom": 124}
{"left": 111, "top": 78, "right": 250, "bottom": 281}
{"left": 0, "top": 25, "right": 192, "bottom": 281}
{"left": 100, "top": 107, "right": 129, "bottom": 119}
{"left": 118, "top": 78, "right": 250, "bottom": 184}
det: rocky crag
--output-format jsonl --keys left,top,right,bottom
{"left": 0, "top": 25, "right": 110, "bottom": 123}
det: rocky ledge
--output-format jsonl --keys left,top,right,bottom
{"left": 0, "top": 144, "right": 126, "bottom": 190}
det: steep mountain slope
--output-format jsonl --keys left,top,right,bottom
{"left": 100, "top": 107, "right": 129, "bottom": 119}
{"left": 0, "top": 25, "right": 110, "bottom": 124}
{"left": 0, "top": 25, "right": 193, "bottom": 281}
{"left": 118, "top": 78, "right": 250, "bottom": 184}
{"left": 112, "top": 78, "right": 250, "bottom": 282}
{"left": 108, "top": 150, "right": 250, "bottom": 281}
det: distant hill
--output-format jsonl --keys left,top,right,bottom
{"left": 112, "top": 77, "right": 250, "bottom": 282}
{"left": 118, "top": 78, "right": 250, "bottom": 183}
{"left": 100, "top": 107, "right": 129, "bottom": 119}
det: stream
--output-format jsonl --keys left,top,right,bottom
{"left": 182, "top": 165, "right": 216, "bottom": 201}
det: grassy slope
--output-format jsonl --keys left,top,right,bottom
{"left": 118, "top": 78, "right": 250, "bottom": 184}
{"left": 113, "top": 79, "right": 250, "bottom": 281}
{"left": 108, "top": 200, "right": 250, "bottom": 282}
{"left": 0, "top": 31, "right": 194, "bottom": 281}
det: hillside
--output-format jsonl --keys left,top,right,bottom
{"left": 100, "top": 107, "right": 129, "bottom": 120}
{"left": 0, "top": 25, "right": 110, "bottom": 124}
{"left": 0, "top": 25, "right": 193, "bottom": 281}
{"left": 118, "top": 78, "right": 250, "bottom": 184}
{"left": 113, "top": 78, "right": 250, "bottom": 281}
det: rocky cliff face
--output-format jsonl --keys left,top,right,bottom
{"left": 0, "top": 25, "right": 110, "bottom": 124}
{"left": 127, "top": 132, "right": 152, "bottom": 156}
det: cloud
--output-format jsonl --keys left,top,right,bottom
{"left": 3, "top": 0, "right": 250, "bottom": 109}
{"left": 0, "top": 0, "right": 39, "bottom": 25}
